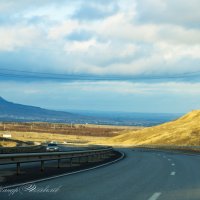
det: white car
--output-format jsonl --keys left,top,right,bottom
{"left": 46, "top": 143, "right": 60, "bottom": 152}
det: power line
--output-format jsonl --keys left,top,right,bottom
{"left": 0, "top": 67, "right": 199, "bottom": 81}
{"left": 1, "top": 67, "right": 200, "bottom": 76}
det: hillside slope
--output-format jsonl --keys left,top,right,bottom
{"left": 0, "top": 96, "right": 82, "bottom": 122}
{"left": 109, "top": 110, "right": 200, "bottom": 146}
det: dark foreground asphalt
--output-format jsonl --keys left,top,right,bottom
{"left": 1, "top": 148, "right": 200, "bottom": 200}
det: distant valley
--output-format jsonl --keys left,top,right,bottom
{"left": 0, "top": 96, "right": 181, "bottom": 126}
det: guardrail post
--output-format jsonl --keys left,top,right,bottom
{"left": 78, "top": 156, "right": 81, "bottom": 164}
{"left": 99, "top": 153, "right": 103, "bottom": 159}
{"left": 57, "top": 159, "right": 61, "bottom": 168}
{"left": 86, "top": 156, "right": 89, "bottom": 163}
{"left": 16, "top": 162, "right": 20, "bottom": 175}
{"left": 93, "top": 154, "right": 96, "bottom": 162}
{"left": 69, "top": 158, "right": 72, "bottom": 167}
{"left": 41, "top": 160, "right": 44, "bottom": 172}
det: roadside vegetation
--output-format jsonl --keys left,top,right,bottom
{"left": 108, "top": 110, "right": 200, "bottom": 147}
{"left": 0, "top": 123, "right": 141, "bottom": 147}
{"left": 1, "top": 110, "right": 200, "bottom": 148}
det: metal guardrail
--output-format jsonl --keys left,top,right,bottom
{"left": 0, "top": 147, "right": 114, "bottom": 175}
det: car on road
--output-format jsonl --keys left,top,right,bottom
{"left": 46, "top": 143, "right": 60, "bottom": 152}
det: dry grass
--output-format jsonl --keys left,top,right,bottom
{"left": 0, "top": 141, "right": 17, "bottom": 147}
{"left": 0, "top": 131, "right": 111, "bottom": 146}
{"left": 0, "top": 122, "right": 138, "bottom": 137}
{"left": 107, "top": 110, "right": 200, "bottom": 147}
{"left": 0, "top": 123, "right": 142, "bottom": 147}
{"left": 2, "top": 110, "right": 199, "bottom": 148}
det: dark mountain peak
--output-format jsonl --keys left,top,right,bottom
{"left": 0, "top": 96, "right": 85, "bottom": 123}
{"left": 0, "top": 96, "right": 8, "bottom": 103}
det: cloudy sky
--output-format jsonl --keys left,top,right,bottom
{"left": 0, "top": 0, "right": 200, "bottom": 113}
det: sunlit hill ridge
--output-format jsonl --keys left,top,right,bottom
{"left": 106, "top": 110, "right": 200, "bottom": 146}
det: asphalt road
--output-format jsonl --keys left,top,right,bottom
{"left": 1, "top": 148, "right": 200, "bottom": 200}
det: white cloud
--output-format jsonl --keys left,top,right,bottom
{"left": 135, "top": 0, "right": 200, "bottom": 27}
{"left": 48, "top": 20, "right": 80, "bottom": 40}
{"left": 92, "top": 13, "right": 200, "bottom": 45}
{"left": 2, "top": 81, "right": 200, "bottom": 98}
{"left": 0, "top": 0, "right": 199, "bottom": 79}
{"left": 156, "top": 43, "right": 200, "bottom": 61}
{"left": 0, "top": 25, "right": 41, "bottom": 51}
{"left": 64, "top": 38, "right": 97, "bottom": 53}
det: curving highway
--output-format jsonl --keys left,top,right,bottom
{"left": 1, "top": 148, "right": 200, "bottom": 200}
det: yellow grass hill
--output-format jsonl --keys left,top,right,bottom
{"left": 109, "top": 110, "right": 200, "bottom": 147}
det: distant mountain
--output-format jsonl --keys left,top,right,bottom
{"left": 0, "top": 96, "right": 85, "bottom": 123}
{"left": 0, "top": 96, "right": 181, "bottom": 126}
{"left": 109, "top": 110, "right": 200, "bottom": 146}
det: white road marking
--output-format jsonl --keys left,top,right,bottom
{"left": 171, "top": 163, "right": 175, "bottom": 166}
{"left": 148, "top": 192, "right": 161, "bottom": 200}
{"left": 170, "top": 171, "right": 176, "bottom": 176}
